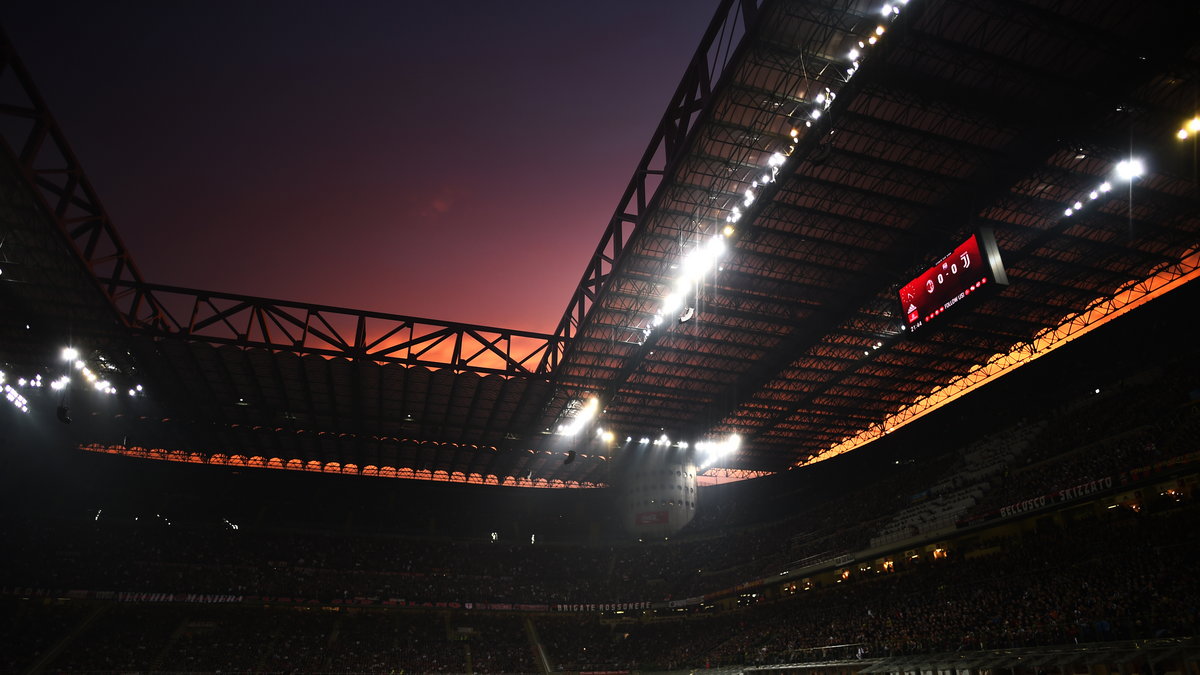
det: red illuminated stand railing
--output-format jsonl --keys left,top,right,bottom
{"left": 79, "top": 443, "right": 604, "bottom": 489}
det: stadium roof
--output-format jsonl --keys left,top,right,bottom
{"left": 2, "top": 0, "right": 1199, "bottom": 487}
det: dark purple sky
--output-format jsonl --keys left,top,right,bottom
{"left": 4, "top": 1, "right": 719, "bottom": 333}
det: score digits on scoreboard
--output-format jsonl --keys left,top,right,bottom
{"left": 897, "top": 228, "right": 1008, "bottom": 334}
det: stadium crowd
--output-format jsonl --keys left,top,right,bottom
{"left": 3, "top": 495, "right": 1196, "bottom": 673}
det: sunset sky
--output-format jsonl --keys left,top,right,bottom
{"left": 5, "top": 1, "right": 720, "bottom": 334}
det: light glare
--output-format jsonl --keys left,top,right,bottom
{"left": 1115, "top": 158, "right": 1144, "bottom": 181}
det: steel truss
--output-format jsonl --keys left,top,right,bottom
{"left": 0, "top": 29, "right": 162, "bottom": 328}
{"left": 0, "top": 30, "right": 563, "bottom": 379}
{"left": 111, "top": 280, "right": 563, "bottom": 377}
{"left": 537, "top": 0, "right": 765, "bottom": 373}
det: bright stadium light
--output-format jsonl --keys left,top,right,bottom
{"left": 557, "top": 397, "right": 600, "bottom": 436}
{"left": 1115, "top": 158, "right": 1144, "bottom": 181}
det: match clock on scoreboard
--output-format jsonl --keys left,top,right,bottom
{"left": 898, "top": 228, "right": 1008, "bottom": 334}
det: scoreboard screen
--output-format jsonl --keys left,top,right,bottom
{"left": 898, "top": 228, "right": 1007, "bottom": 334}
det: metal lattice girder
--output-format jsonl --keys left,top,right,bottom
{"left": 0, "top": 28, "right": 170, "bottom": 331}
{"left": 538, "top": 0, "right": 765, "bottom": 373}
{"left": 0, "top": 28, "right": 565, "bottom": 383}
{"left": 111, "top": 281, "right": 565, "bottom": 378}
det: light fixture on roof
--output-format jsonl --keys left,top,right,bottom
{"left": 697, "top": 433, "right": 741, "bottom": 468}
{"left": 62, "top": 347, "right": 78, "bottom": 361}
{"left": 1114, "top": 158, "right": 1144, "bottom": 181}
{"left": 557, "top": 396, "right": 599, "bottom": 436}
{"left": 662, "top": 292, "right": 683, "bottom": 315}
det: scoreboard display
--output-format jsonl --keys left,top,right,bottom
{"left": 898, "top": 228, "right": 1008, "bottom": 334}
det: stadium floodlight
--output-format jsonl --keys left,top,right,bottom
{"left": 662, "top": 292, "right": 683, "bottom": 315}
{"left": 1115, "top": 158, "right": 1144, "bottom": 181}
{"left": 62, "top": 347, "right": 79, "bottom": 361}
{"left": 557, "top": 396, "right": 599, "bottom": 436}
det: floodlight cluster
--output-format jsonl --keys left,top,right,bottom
{"left": 1061, "top": 157, "right": 1143, "bottom": 218}
{"left": 627, "top": 2, "right": 917, "bottom": 466}
{"left": 696, "top": 434, "right": 741, "bottom": 468}
{"left": 16, "top": 373, "right": 43, "bottom": 388}
{"left": 1175, "top": 116, "right": 1200, "bottom": 140}
{"left": 4, "top": 384, "right": 29, "bottom": 414}
{"left": 556, "top": 396, "right": 599, "bottom": 436}
{"left": 59, "top": 345, "right": 143, "bottom": 397}
{"left": 1, "top": 345, "right": 146, "bottom": 419}
{"left": 842, "top": 1, "right": 909, "bottom": 83}
{"left": 863, "top": 339, "right": 886, "bottom": 356}
{"left": 644, "top": 231, "right": 732, "bottom": 338}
